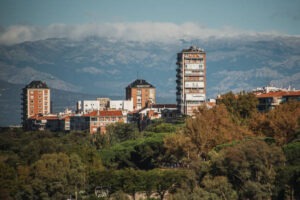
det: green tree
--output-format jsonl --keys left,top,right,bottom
{"left": 275, "top": 141, "right": 300, "bottom": 199}
{"left": 201, "top": 175, "right": 238, "bottom": 200}
{"left": 218, "top": 91, "right": 258, "bottom": 124}
{"left": 117, "top": 169, "right": 144, "bottom": 200}
{"left": 145, "top": 122, "right": 177, "bottom": 133}
{"left": 169, "top": 187, "right": 219, "bottom": 200}
{"left": 0, "top": 162, "right": 17, "bottom": 200}
{"left": 105, "top": 122, "right": 140, "bottom": 145}
{"left": 210, "top": 139, "right": 285, "bottom": 199}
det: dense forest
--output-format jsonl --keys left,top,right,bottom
{"left": 0, "top": 92, "right": 299, "bottom": 200}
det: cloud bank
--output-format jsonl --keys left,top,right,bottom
{"left": 0, "top": 22, "right": 292, "bottom": 45}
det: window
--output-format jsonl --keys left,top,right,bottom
{"left": 137, "top": 89, "right": 141, "bottom": 96}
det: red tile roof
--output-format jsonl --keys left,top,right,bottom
{"left": 29, "top": 115, "right": 59, "bottom": 120}
{"left": 84, "top": 110, "right": 123, "bottom": 117}
{"left": 255, "top": 91, "right": 300, "bottom": 98}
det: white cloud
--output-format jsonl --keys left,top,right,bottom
{"left": 0, "top": 22, "right": 295, "bottom": 45}
{"left": 77, "top": 66, "right": 103, "bottom": 74}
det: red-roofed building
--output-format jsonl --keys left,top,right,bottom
{"left": 70, "top": 110, "right": 124, "bottom": 134}
{"left": 255, "top": 90, "right": 300, "bottom": 111}
{"left": 26, "top": 113, "right": 73, "bottom": 131}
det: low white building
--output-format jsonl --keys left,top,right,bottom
{"left": 77, "top": 100, "right": 100, "bottom": 114}
{"left": 109, "top": 98, "right": 133, "bottom": 111}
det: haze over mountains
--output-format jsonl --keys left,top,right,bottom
{"left": 0, "top": 35, "right": 300, "bottom": 126}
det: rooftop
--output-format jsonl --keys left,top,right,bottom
{"left": 126, "top": 79, "right": 155, "bottom": 88}
{"left": 150, "top": 104, "right": 177, "bottom": 109}
{"left": 25, "top": 80, "right": 49, "bottom": 89}
{"left": 84, "top": 110, "right": 123, "bottom": 117}
{"left": 181, "top": 46, "right": 205, "bottom": 53}
{"left": 255, "top": 91, "right": 300, "bottom": 98}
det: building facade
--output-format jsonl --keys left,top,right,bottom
{"left": 77, "top": 100, "right": 100, "bottom": 114}
{"left": 22, "top": 81, "right": 51, "bottom": 128}
{"left": 109, "top": 99, "right": 133, "bottom": 111}
{"left": 125, "top": 79, "right": 156, "bottom": 110}
{"left": 176, "top": 46, "right": 206, "bottom": 115}
{"left": 84, "top": 110, "right": 124, "bottom": 134}
{"left": 97, "top": 97, "right": 110, "bottom": 110}
{"left": 255, "top": 90, "right": 300, "bottom": 111}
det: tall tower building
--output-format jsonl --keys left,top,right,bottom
{"left": 22, "top": 81, "right": 51, "bottom": 127}
{"left": 176, "top": 46, "right": 206, "bottom": 115}
{"left": 126, "top": 79, "right": 156, "bottom": 110}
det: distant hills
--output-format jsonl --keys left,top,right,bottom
{"left": 0, "top": 35, "right": 299, "bottom": 126}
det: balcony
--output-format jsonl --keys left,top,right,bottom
{"left": 176, "top": 85, "right": 183, "bottom": 91}
{"left": 176, "top": 79, "right": 181, "bottom": 84}
{"left": 185, "top": 71, "right": 205, "bottom": 76}
{"left": 176, "top": 73, "right": 182, "bottom": 78}
{"left": 176, "top": 67, "right": 182, "bottom": 72}
{"left": 185, "top": 94, "right": 206, "bottom": 101}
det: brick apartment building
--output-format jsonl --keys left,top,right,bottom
{"left": 176, "top": 46, "right": 206, "bottom": 115}
{"left": 125, "top": 79, "right": 156, "bottom": 110}
{"left": 22, "top": 80, "right": 51, "bottom": 129}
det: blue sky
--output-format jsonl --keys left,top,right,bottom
{"left": 0, "top": 0, "right": 299, "bottom": 44}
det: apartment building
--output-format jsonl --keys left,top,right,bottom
{"left": 97, "top": 97, "right": 110, "bottom": 110}
{"left": 255, "top": 90, "right": 300, "bottom": 111}
{"left": 77, "top": 100, "right": 100, "bottom": 114}
{"left": 22, "top": 81, "right": 51, "bottom": 129}
{"left": 176, "top": 46, "right": 206, "bottom": 115}
{"left": 84, "top": 110, "right": 124, "bottom": 134}
{"left": 125, "top": 79, "right": 156, "bottom": 110}
{"left": 109, "top": 98, "right": 133, "bottom": 111}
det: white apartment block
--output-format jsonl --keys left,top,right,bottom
{"left": 77, "top": 100, "right": 100, "bottom": 114}
{"left": 109, "top": 98, "right": 134, "bottom": 111}
{"left": 176, "top": 46, "right": 206, "bottom": 115}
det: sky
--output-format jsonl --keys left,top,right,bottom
{"left": 0, "top": 0, "right": 299, "bottom": 44}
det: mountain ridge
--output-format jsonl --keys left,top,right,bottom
{"left": 0, "top": 35, "right": 299, "bottom": 125}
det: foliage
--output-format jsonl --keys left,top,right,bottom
{"left": 275, "top": 141, "right": 300, "bottom": 199}
{"left": 96, "top": 122, "right": 140, "bottom": 148}
{"left": 1, "top": 99, "right": 300, "bottom": 199}
{"left": 218, "top": 91, "right": 258, "bottom": 124}
{"left": 210, "top": 139, "right": 285, "bottom": 199}
{"left": 145, "top": 121, "right": 177, "bottom": 133}
{"left": 249, "top": 101, "right": 300, "bottom": 145}
{"left": 164, "top": 105, "right": 252, "bottom": 165}
{"left": 100, "top": 133, "right": 168, "bottom": 169}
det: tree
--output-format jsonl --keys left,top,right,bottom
{"left": 201, "top": 175, "right": 238, "bottom": 200}
{"left": 145, "top": 121, "right": 177, "bottom": 133}
{"left": 30, "top": 152, "right": 88, "bottom": 199}
{"left": 210, "top": 139, "right": 285, "bottom": 199}
{"left": 169, "top": 187, "right": 219, "bottom": 200}
{"left": 275, "top": 141, "right": 300, "bottom": 199}
{"left": 151, "top": 169, "right": 187, "bottom": 200}
{"left": 249, "top": 101, "right": 300, "bottom": 145}
{"left": 164, "top": 105, "right": 252, "bottom": 165}
{"left": 0, "top": 162, "right": 17, "bottom": 200}
{"left": 105, "top": 122, "right": 140, "bottom": 145}
{"left": 218, "top": 91, "right": 258, "bottom": 124}
{"left": 117, "top": 169, "right": 144, "bottom": 200}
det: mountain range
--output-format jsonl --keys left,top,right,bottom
{"left": 0, "top": 35, "right": 299, "bottom": 126}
